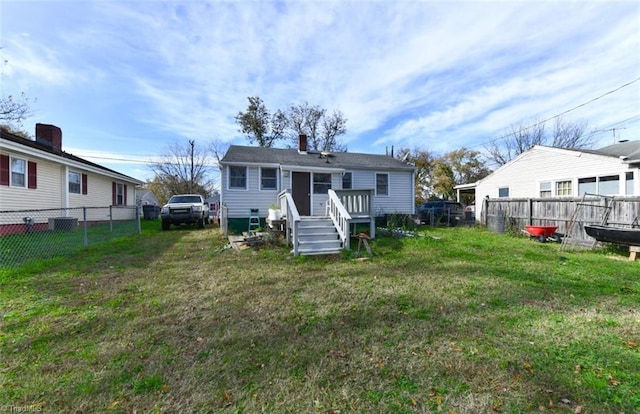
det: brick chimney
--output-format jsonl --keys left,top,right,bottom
{"left": 298, "top": 134, "right": 308, "bottom": 153}
{"left": 35, "top": 123, "right": 62, "bottom": 151}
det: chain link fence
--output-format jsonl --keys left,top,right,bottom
{"left": 0, "top": 206, "right": 140, "bottom": 269}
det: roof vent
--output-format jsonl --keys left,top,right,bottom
{"left": 320, "top": 151, "right": 332, "bottom": 163}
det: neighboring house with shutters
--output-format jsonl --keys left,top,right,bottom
{"left": 219, "top": 134, "right": 416, "bottom": 240}
{"left": 0, "top": 124, "right": 143, "bottom": 229}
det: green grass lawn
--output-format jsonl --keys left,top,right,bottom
{"left": 0, "top": 220, "right": 140, "bottom": 268}
{"left": 1, "top": 222, "right": 638, "bottom": 413}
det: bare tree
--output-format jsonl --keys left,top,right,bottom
{"left": 209, "top": 138, "right": 230, "bottom": 191}
{"left": 148, "top": 141, "right": 215, "bottom": 199}
{"left": 287, "top": 102, "right": 347, "bottom": 151}
{"left": 320, "top": 109, "right": 347, "bottom": 152}
{"left": 235, "top": 96, "right": 287, "bottom": 147}
{"left": 550, "top": 118, "right": 591, "bottom": 148}
{"left": 236, "top": 96, "right": 348, "bottom": 151}
{"left": 287, "top": 101, "right": 325, "bottom": 150}
{"left": 0, "top": 92, "right": 34, "bottom": 130}
{"left": 485, "top": 122, "right": 545, "bottom": 166}
{"left": 485, "top": 117, "right": 590, "bottom": 166}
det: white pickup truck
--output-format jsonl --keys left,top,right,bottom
{"left": 160, "top": 194, "right": 209, "bottom": 230}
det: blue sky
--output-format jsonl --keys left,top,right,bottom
{"left": 2, "top": 0, "right": 639, "bottom": 183}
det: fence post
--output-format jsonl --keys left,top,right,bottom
{"left": 136, "top": 206, "right": 141, "bottom": 234}
{"left": 482, "top": 198, "right": 489, "bottom": 225}
{"left": 83, "top": 207, "right": 88, "bottom": 247}
{"left": 528, "top": 198, "right": 533, "bottom": 225}
{"left": 110, "top": 205, "right": 113, "bottom": 233}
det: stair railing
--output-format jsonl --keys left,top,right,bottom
{"left": 327, "top": 189, "right": 352, "bottom": 249}
{"left": 278, "top": 190, "right": 301, "bottom": 255}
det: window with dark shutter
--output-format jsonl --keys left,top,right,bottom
{"left": 28, "top": 161, "right": 37, "bottom": 189}
{"left": 124, "top": 185, "right": 128, "bottom": 205}
{"left": 82, "top": 174, "right": 88, "bottom": 195}
{"left": 112, "top": 182, "right": 117, "bottom": 205}
{"left": 0, "top": 154, "right": 9, "bottom": 186}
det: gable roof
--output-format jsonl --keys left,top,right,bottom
{"left": 589, "top": 140, "right": 640, "bottom": 161}
{"left": 1, "top": 128, "right": 143, "bottom": 185}
{"left": 220, "top": 145, "right": 415, "bottom": 171}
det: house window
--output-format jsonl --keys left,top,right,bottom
{"left": 313, "top": 173, "right": 332, "bottom": 194}
{"left": 376, "top": 173, "right": 389, "bottom": 196}
{"left": 539, "top": 182, "right": 551, "bottom": 198}
{"left": 11, "top": 157, "right": 26, "bottom": 188}
{"left": 229, "top": 166, "right": 247, "bottom": 189}
{"left": 260, "top": 168, "right": 277, "bottom": 190}
{"left": 556, "top": 180, "right": 572, "bottom": 196}
{"left": 69, "top": 171, "right": 81, "bottom": 194}
{"left": 1, "top": 156, "right": 35, "bottom": 188}
{"left": 578, "top": 177, "right": 596, "bottom": 196}
{"left": 116, "top": 183, "right": 124, "bottom": 206}
{"left": 598, "top": 175, "right": 619, "bottom": 196}
{"left": 498, "top": 187, "right": 509, "bottom": 198}
{"left": 342, "top": 172, "right": 352, "bottom": 189}
{"left": 626, "top": 172, "right": 634, "bottom": 195}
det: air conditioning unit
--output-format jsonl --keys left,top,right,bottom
{"left": 48, "top": 217, "right": 78, "bottom": 231}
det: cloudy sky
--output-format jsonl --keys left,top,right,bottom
{"left": 2, "top": 0, "right": 639, "bottom": 182}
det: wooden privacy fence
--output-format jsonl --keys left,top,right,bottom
{"left": 482, "top": 196, "right": 640, "bottom": 246}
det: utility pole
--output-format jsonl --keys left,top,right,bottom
{"left": 189, "top": 140, "right": 195, "bottom": 193}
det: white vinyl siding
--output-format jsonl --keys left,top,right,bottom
{"left": 351, "top": 169, "right": 413, "bottom": 215}
{"left": 72, "top": 174, "right": 118, "bottom": 208}
{"left": 220, "top": 165, "right": 415, "bottom": 218}
{"left": 221, "top": 166, "right": 282, "bottom": 218}
{"left": 475, "top": 146, "right": 640, "bottom": 216}
{"left": 0, "top": 151, "right": 137, "bottom": 211}
{"left": 0, "top": 158, "right": 62, "bottom": 210}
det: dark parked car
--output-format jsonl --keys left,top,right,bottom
{"left": 417, "top": 200, "right": 464, "bottom": 226}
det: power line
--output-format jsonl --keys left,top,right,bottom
{"left": 79, "top": 154, "right": 219, "bottom": 168}
{"left": 78, "top": 155, "right": 151, "bottom": 163}
{"left": 478, "top": 76, "right": 640, "bottom": 148}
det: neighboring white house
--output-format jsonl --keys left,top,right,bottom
{"left": 463, "top": 142, "right": 640, "bottom": 217}
{"left": 219, "top": 135, "right": 416, "bottom": 233}
{"left": 1, "top": 124, "right": 144, "bottom": 233}
{"left": 137, "top": 188, "right": 160, "bottom": 206}
{"left": 204, "top": 192, "right": 220, "bottom": 223}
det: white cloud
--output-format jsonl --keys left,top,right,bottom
{"left": 2, "top": 0, "right": 638, "bottom": 178}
